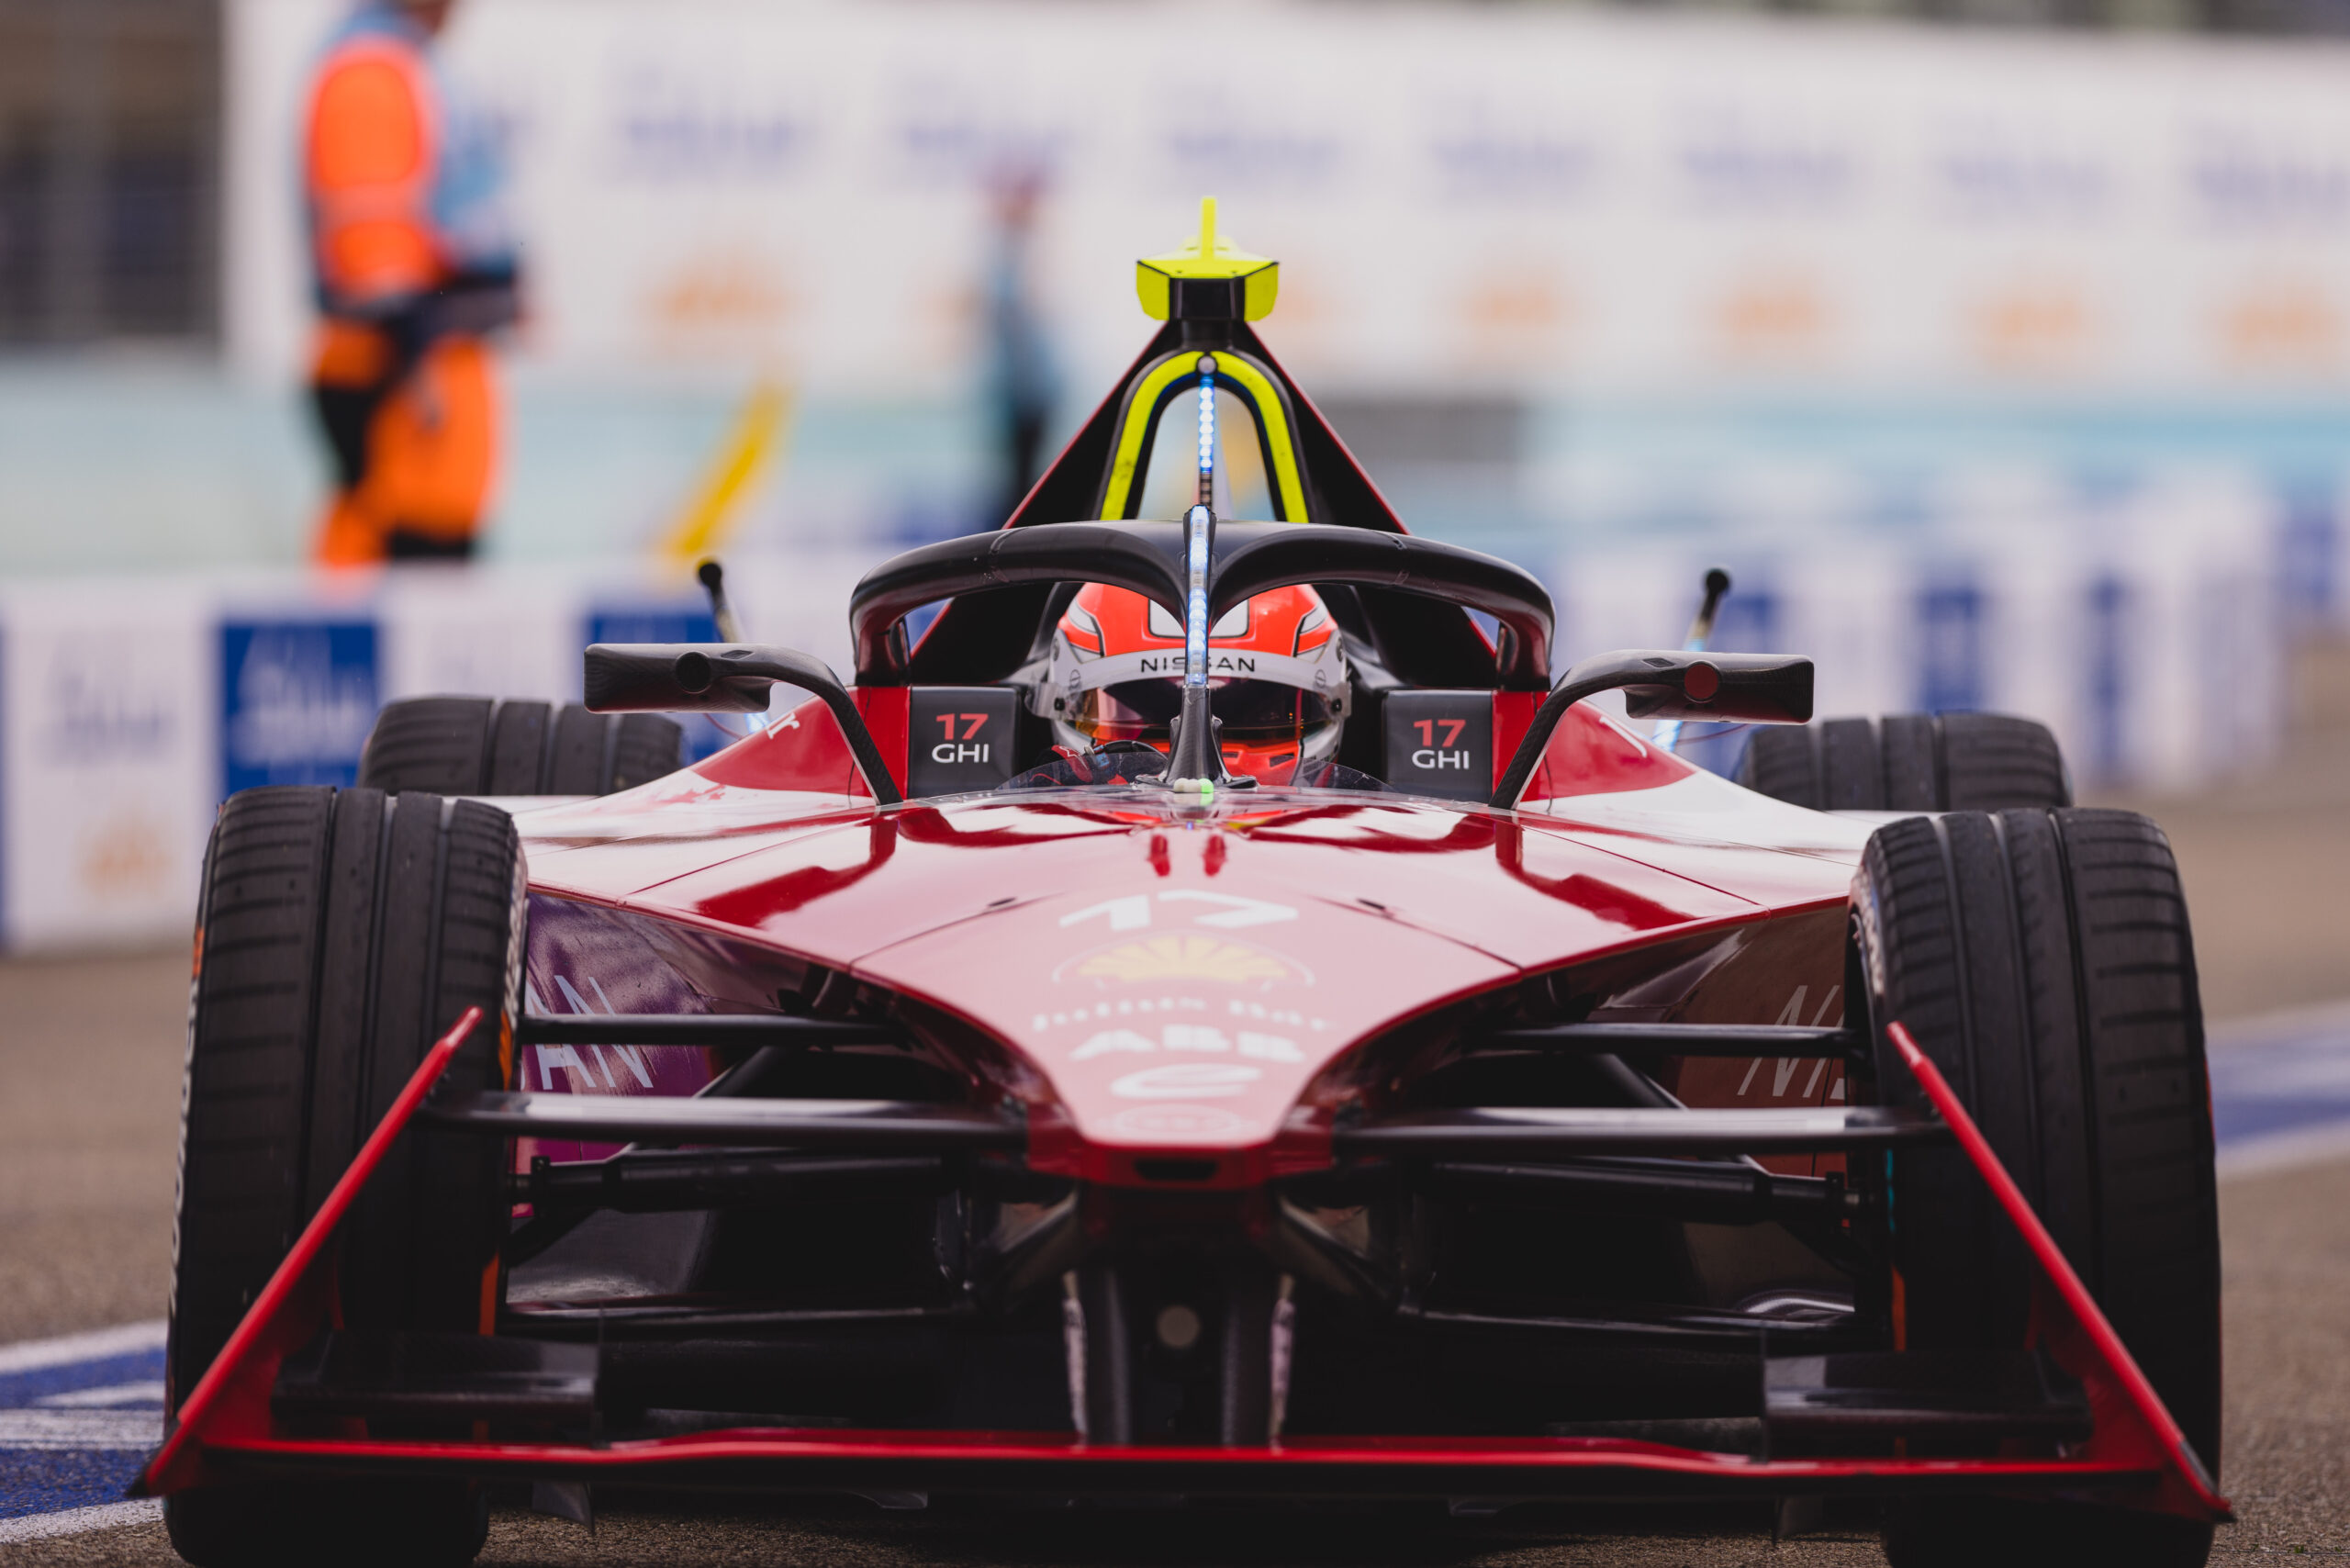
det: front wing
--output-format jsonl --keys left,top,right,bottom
{"left": 135, "top": 1011, "right": 2229, "bottom": 1523}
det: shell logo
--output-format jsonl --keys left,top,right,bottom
{"left": 1060, "top": 935, "right": 1303, "bottom": 990}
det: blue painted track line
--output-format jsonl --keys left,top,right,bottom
{"left": 2209, "top": 1002, "right": 2350, "bottom": 1177}
{"left": 0, "top": 1321, "right": 164, "bottom": 1537}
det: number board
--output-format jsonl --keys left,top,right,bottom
{"left": 907, "top": 687, "right": 1022, "bottom": 796}
{"left": 1381, "top": 690, "right": 1494, "bottom": 802}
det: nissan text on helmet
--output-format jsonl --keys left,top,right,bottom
{"left": 1037, "top": 582, "right": 1348, "bottom": 785}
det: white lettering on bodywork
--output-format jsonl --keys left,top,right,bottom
{"left": 1164, "top": 1024, "right": 1229, "bottom": 1053}
{"left": 533, "top": 1044, "right": 594, "bottom": 1091}
{"left": 1158, "top": 891, "right": 1298, "bottom": 929}
{"left": 1071, "top": 1029, "right": 1156, "bottom": 1061}
{"left": 1059, "top": 895, "right": 1153, "bottom": 932}
{"left": 1071, "top": 1025, "right": 1302, "bottom": 1064}
{"left": 1109, "top": 1063, "right": 1260, "bottom": 1099}
{"left": 1058, "top": 891, "right": 1300, "bottom": 935}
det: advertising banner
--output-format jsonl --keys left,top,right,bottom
{"left": 226, "top": 0, "right": 2350, "bottom": 403}
{"left": 0, "top": 585, "right": 214, "bottom": 949}
{"left": 218, "top": 618, "right": 379, "bottom": 796}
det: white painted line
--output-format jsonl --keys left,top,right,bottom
{"left": 2217, "top": 1120, "right": 2350, "bottom": 1182}
{"left": 0, "top": 1409, "right": 163, "bottom": 1450}
{"left": 0, "top": 1499, "right": 162, "bottom": 1544}
{"left": 36, "top": 1381, "right": 166, "bottom": 1408}
{"left": 0, "top": 1320, "right": 166, "bottom": 1376}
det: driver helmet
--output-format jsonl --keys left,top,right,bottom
{"left": 1035, "top": 583, "right": 1349, "bottom": 784}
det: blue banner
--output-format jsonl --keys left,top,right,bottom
{"left": 219, "top": 620, "right": 378, "bottom": 797}
{"left": 1917, "top": 581, "right": 1986, "bottom": 716}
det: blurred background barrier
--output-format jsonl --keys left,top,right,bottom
{"left": 0, "top": 0, "right": 2343, "bottom": 947}
{"left": 0, "top": 520, "right": 2280, "bottom": 949}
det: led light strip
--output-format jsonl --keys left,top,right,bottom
{"left": 1187, "top": 352, "right": 1217, "bottom": 689}
{"left": 1195, "top": 353, "right": 1217, "bottom": 510}
{"left": 1184, "top": 503, "right": 1212, "bottom": 688}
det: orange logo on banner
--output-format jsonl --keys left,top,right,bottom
{"left": 2218, "top": 280, "right": 2340, "bottom": 374}
{"left": 1460, "top": 271, "right": 1574, "bottom": 369}
{"left": 649, "top": 250, "right": 792, "bottom": 348}
{"left": 1971, "top": 280, "right": 2091, "bottom": 375}
{"left": 1715, "top": 273, "right": 1828, "bottom": 364}
{"left": 78, "top": 813, "right": 172, "bottom": 901}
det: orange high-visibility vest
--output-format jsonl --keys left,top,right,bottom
{"left": 303, "top": 8, "right": 509, "bottom": 563}
{"left": 306, "top": 22, "right": 446, "bottom": 317}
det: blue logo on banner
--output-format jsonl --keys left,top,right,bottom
{"left": 220, "top": 622, "right": 378, "bottom": 797}
{"left": 2278, "top": 485, "right": 2338, "bottom": 629}
{"left": 586, "top": 607, "right": 733, "bottom": 763}
{"left": 2087, "top": 575, "right": 2129, "bottom": 785}
{"left": 1917, "top": 582, "right": 1985, "bottom": 714}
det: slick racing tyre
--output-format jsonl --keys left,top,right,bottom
{"left": 360, "top": 695, "right": 682, "bottom": 797}
{"left": 1739, "top": 712, "right": 2069, "bottom": 812}
{"left": 1852, "top": 808, "right": 2220, "bottom": 1568}
{"left": 165, "top": 786, "right": 524, "bottom": 1568}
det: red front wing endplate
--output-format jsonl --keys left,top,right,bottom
{"left": 134, "top": 1012, "right": 2228, "bottom": 1521}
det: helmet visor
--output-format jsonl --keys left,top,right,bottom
{"left": 1070, "top": 678, "right": 1338, "bottom": 747}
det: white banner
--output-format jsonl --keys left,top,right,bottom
{"left": 229, "top": 0, "right": 2350, "bottom": 399}
{"left": 0, "top": 584, "right": 215, "bottom": 950}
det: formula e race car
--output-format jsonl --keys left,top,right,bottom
{"left": 146, "top": 206, "right": 2226, "bottom": 1567}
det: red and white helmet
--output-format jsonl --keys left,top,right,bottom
{"left": 1035, "top": 582, "right": 1349, "bottom": 784}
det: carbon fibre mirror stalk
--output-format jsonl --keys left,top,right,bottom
{"left": 1490, "top": 649, "right": 1812, "bottom": 809}
{"left": 583, "top": 643, "right": 904, "bottom": 806}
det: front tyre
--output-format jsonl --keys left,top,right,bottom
{"left": 1852, "top": 808, "right": 2220, "bottom": 1568}
{"left": 165, "top": 786, "right": 522, "bottom": 1568}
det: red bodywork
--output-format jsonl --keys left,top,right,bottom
{"left": 138, "top": 700, "right": 2228, "bottom": 1523}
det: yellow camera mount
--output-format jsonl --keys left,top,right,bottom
{"left": 1136, "top": 197, "right": 1278, "bottom": 323}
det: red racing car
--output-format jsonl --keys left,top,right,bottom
{"left": 147, "top": 207, "right": 2226, "bottom": 1568}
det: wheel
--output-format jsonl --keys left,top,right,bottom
{"left": 1852, "top": 808, "right": 2220, "bottom": 1568}
{"left": 165, "top": 785, "right": 524, "bottom": 1567}
{"left": 359, "top": 696, "right": 682, "bottom": 796}
{"left": 1739, "top": 712, "right": 2069, "bottom": 812}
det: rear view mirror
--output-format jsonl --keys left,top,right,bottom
{"left": 1616, "top": 652, "right": 1813, "bottom": 724}
{"left": 1492, "top": 649, "right": 1813, "bottom": 808}
{"left": 583, "top": 644, "right": 903, "bottom": 805}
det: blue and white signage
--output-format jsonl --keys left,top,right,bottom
{"left": 219, "top": 620, "right": 379, "bottom": 797}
